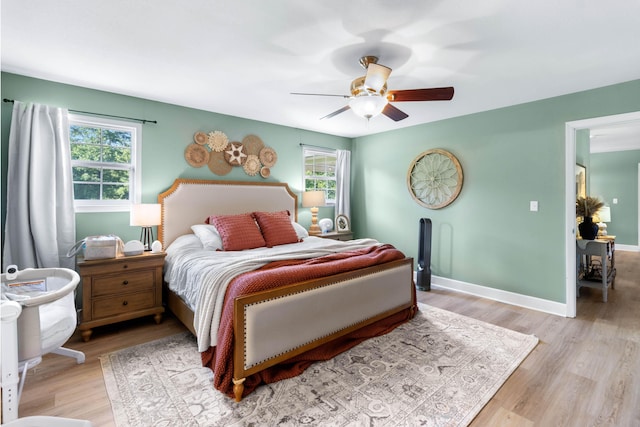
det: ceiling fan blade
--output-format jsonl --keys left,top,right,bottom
{"left": 387, "top": 87, "right": 454, "bottom": 102}
{"left": 382, "top": 103, "right": 409, "bottom": 122}
{"left": 320, "top": 105, "right": 351, "bottom": 120}
{"left": 291, "top": 92, "right": 350, "bottom": 98}
{"left": 364, "top": 63, "right": 392, "bottom": 92}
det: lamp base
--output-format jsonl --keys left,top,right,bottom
{"left": 140, "top": 226, "right": 154, "bottom": 251}
{"left": 308, "top": 224, "right": 322, "bottom": 236}
{"left": 308, "top": 207, "right": 321, "bottom": 236}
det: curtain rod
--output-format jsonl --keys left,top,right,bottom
{"left": 3, "top": 98, "right": 158, "bottom": 124}
{"left": 299, "top": 143, "right": 333, "bottom": 151}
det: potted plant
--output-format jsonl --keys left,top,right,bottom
{"left": 576, "top": 196, "right": 604, "bottom": 239}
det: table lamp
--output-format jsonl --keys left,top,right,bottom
{"left": 130, "top": 203, "right": 161, "bottom": 250}
{"left": 302, "top": 191, "right": 325, "bottom": 236}
{"left": 594, "top": 205, "right": 611, "bottom": 236}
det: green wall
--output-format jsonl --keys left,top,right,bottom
{"left": 352, "top": 80, "right": 640, "bottom": 303}
{"left": 1, "top": 72, "right": 349, "bottom": 244}
{"left": 590, "top": 150, "right": 640, "bottom": 245}
{"left": 2, "top": 72, "right": 640, "bottom": 306}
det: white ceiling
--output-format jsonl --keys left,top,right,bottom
{"left": 590, "top": 121, "right": 640, "bottom": 153}
{"left": 2, "top": 0, "right": 640, "bottom": 139}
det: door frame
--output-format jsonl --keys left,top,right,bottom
{"left": 565, "top": 110, "right": 640, "bottom": 317}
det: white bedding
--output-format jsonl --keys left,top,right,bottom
{"left": 164, "top": 235, "right": 382, "bottom": 351}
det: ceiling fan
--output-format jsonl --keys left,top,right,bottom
{"left": 292, "top": 55, "right": 454, "bottom": 122}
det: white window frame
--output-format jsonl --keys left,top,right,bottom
{"left": 302, "top": 147, "right": 337, "bottom": 205}
{"left": 69, "top": 114, "right": 141, "bottom": 213}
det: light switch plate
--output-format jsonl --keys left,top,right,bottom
{"left": 530, "top": 201, "right": 538, "bottom": 212}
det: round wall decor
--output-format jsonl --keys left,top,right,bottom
{"left": 208, "top": 150, "right": 232, "bottom": 175}
{"left": 184, "top": 143, "right": 210, "bottom": 168}
{"left": 243, "top": 134, "right": 265, "bottom": 156}
{"left": 407, "top": 148, "right": 463, "bottom": 209}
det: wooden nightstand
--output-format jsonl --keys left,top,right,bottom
{"left": 77, "top": 251, "right": 166, "bottom": 341}
{"left": 317, "top": 231, "right": 353, "bottom": 241}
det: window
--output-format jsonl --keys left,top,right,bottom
{"left": 303, "top": 147, "right": 337, "bottom": 203}
{"left": 69, "top": 114, "right": 141, "bottom": 212}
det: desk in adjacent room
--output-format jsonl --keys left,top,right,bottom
{"left": 576, "top": 236, "right": 616, "bottom": 302}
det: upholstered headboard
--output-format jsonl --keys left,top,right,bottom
{"left": 157, "top": 179, "right": 298, "bottom": 249}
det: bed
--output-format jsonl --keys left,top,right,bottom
{"left": 158, "top": 179, "right": 417, "bottom": 401}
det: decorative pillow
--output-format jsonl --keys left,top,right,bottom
{"left": 252, "top": 210, "right": 300, "bottom": 247}
{"left": 190, "top": 224, "right": 223, "bottom": 251}
{"left": 208, "top": 213, "right": 266, "bottom": 251}
{"left": 292, "top": 222, "right": 309, "bottom": 239}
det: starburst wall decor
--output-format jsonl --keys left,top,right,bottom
{"left": 407, "top": 148, "right": 463, "bottom": 209}
{"left": 185, "top": 132, "right": 277, "bottom": 178}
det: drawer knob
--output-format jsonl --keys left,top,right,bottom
{"left": 122, "top": 280, "right": 129, "bottom": 285}
{"left": 123, "top": 264, "right": 128, "bottom": 269}
{"left": 122, "top": 301, "right": 128, "bottom": 306}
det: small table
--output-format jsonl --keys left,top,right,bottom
{"left": 77, "top": 251, "right": 166, "bottom": 341}
{"left": 576, "top": 238, "right": 616, "bottom": 302}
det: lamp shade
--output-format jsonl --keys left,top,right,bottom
{"left": 597, "top": 206, "right": 611, "bottom": 222}
{"left": 364, "top": 63, "right": 392, "bottom": 92}
{"left": 130, "top": 203, "right": 161, "bottom": 226}
{"left": 302, "top": 191, "right": 325, "bottom": 208}
{"left": 349, "top": 94, "right": 388, "bottom": 120}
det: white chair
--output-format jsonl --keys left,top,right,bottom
{"left": 1, "top": 267, "right": 86, "bottom": 423}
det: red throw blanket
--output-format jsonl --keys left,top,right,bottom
{"left": 201, "top": 243, "right": 417, "bottom": 399}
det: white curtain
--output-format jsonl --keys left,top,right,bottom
{"left": 3, "top": 102, "right": 75, "bottom": 270}
{"left": 335, "top": 149, "right": 351, "bottom": 219}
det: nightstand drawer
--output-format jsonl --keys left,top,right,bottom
{"left": 92, "top": 270, "right": 154, "bottom": 297}
{"left": 332, "top": 233, "right": 353, "bottom": 241}
{"left": 93, "top": 291, "right": 155, "bottom": 319}
{"left": 79, "top": 257, "right": 162, "bottom": 275}
{"left": 318, "top": 231, "right": 353, "bottom": 241}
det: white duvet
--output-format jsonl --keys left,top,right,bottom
{"left": 164, "top": 235, "right": 381, "bottom": 352}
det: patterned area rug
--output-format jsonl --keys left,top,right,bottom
{"left": 100, "top": 303, "right": 537, "bottom": 426}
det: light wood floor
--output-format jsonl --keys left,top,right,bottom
{"left": 9, "top": 251, "right": 640, "bottom": 426}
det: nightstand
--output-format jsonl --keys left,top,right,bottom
{"left": 317, "top": 231, "right": 353, "bottom": 241}
{"left": 77, "top": 251, "right": 166, "bottom": 341}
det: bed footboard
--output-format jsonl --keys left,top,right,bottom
{"left": 232, "top": 257, "right": 414, "bottom": 401}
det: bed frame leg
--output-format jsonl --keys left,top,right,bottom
{"left": 232, "top": 377, "right": 245, "bottom": 402}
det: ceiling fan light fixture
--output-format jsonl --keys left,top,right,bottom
{"left": 292, "top": 55, "right": 454, "bottom": 123}
{"left": 348, "top": 94, "right": 388, "bottom": 120}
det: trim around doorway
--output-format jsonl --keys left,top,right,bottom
{"left": 565, "top": 111, "right": 640, "bottom": 317}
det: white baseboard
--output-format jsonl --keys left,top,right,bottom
{"left": 415, "top": 273, "right": 568, "bottom": 317}
{"left": 616, "top": 244, "right": 640, "bottom": 252}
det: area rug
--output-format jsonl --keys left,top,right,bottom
{"left": 100, "top": 303, "right": 538, "bottom": 426}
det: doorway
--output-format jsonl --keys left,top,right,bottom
{"left": 565, "top": 111, "right": 640, "bottom": 317}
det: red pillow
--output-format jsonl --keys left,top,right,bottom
{"left": 252, "top": 210, "right": 300, "bottom": 247}
{"left": 208, "top": 213, "right": 266, "bottom": 251}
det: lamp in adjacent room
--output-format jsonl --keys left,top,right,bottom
{"left": 130, "top": 203, "right": 161, "bottom": 250}
{"left": 302, "top": 191, "right": 325, "bottom": 236}
{"left": 594, "top": 205, "right": 611, "bottom": 236}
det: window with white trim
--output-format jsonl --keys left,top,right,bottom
{"left": 69, "top": 114, "right": 141, "bottom": 212}
{"left": 303, "top": 147, "right": 336, "bottom": 204}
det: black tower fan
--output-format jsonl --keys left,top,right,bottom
{"left": 416, "top": 218, "right": 432, "bottom": 291}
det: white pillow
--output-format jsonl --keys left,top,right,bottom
{"left": 292, "top": 222, "right": 309, "bottom": 239}
{"left": 191, "top": 224, "right": 224, "bottom": 250}
{"left": 165, "top": 234, "right": 202, "bottom": 256}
